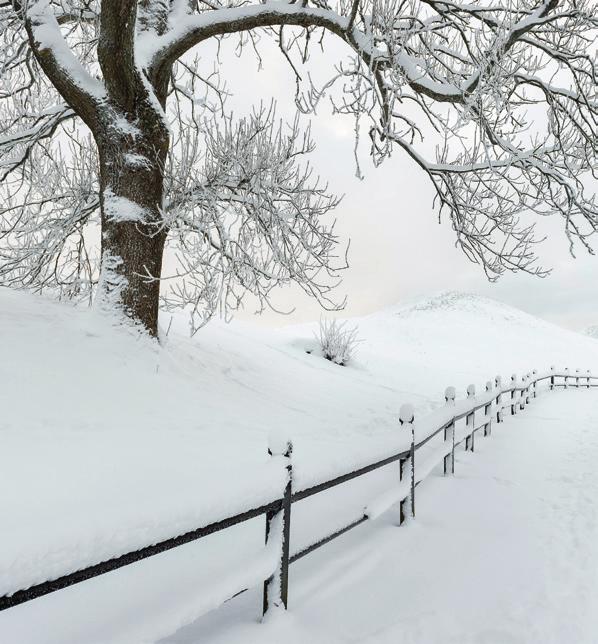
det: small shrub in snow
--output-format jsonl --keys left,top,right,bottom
{"left": 317, "top": 318, "right": 360, "bottom": 366}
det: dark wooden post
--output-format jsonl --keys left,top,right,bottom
{"left": 564, "top": 367, "right": 569, "bottom": 389}
{"left": 575, "top": 369, "right": 580, "bottom": 388}
{"left": 443, "top": 386, "right": 456, "bottom": 475}
{"left": 510, "top": 374, "right": 517, "bottom": 415}
{"left": 587, "top": 370, "right": 591, "bottom": 389}
{"left": 532, "top": 370, "right": 538, "bottom": 398}
{"left": 484, "top": 381, "right": 492, "bottom": 437}
{"left": 495, "top": 375, "right": 503, "bottom": 423}
{"left": 520, "top": 375, "right": 526, "bottom": 411}
{"left": 465, "top": 384, "right": 475, "bottom": 451}
{"left": 550, "top": 366, "right": 555, "bottom": 391}
{"left": 399, "top": 404, "right": 415, "bottom": 522}
{"left": 399, "top": 456, "right": 407, "bottom": 525}
{"left": 263, "top": 438, "right": 293, "bottom": 615}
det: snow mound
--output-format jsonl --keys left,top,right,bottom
{"left": 383, "top": 290, "right": 550, "bottom": 328}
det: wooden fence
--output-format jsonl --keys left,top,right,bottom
{"left": 1, "top": 366, "right": 595, "bottom": 617}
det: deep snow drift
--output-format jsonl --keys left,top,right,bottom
{"left": 1, "top": 287, "right": 598, "bottom": 642}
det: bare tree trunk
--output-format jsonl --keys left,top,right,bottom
{"left": 96, "top": 130, "right": 169, "bottom": 337}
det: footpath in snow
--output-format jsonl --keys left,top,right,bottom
{"left": 162, "top": 389, "right": 598, "bottom": 644}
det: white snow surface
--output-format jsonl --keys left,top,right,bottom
{"left": 1, "top": 287, "right": 598, "bottom": 642}
{"left": 103, "top": 189, "right": 149, "bottom": 223}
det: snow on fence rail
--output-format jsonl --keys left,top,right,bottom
{"left": 0, "top": 367, "right": 595, "bottom": 616}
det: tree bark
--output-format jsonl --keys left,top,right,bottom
{"left": 96, "top": 125, "right": 169, "bottom": 337}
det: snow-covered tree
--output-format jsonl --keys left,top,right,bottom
{"left": 1, "top": 0, "right": 596, "bottom": 336}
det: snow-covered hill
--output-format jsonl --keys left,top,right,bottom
{"left": 2, "top": 287, "right": 598, "bottom": 642}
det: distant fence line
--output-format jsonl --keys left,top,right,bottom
{"left": 1, "top": 367, "right": 595, "bottom": 616}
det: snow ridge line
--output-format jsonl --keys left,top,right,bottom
{"left": 0, "top": 367, "right": 595, "bottom": 619}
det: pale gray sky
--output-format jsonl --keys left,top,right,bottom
{"left": 202, "top": 37, "right": 598, "bottom": 332}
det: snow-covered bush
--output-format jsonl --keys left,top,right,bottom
{"left": 317, "top": 319, "right": 360, "bottom": 366}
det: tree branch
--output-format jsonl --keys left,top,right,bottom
{"left": 22, "top": 0, "right": 105, "bottom": 130}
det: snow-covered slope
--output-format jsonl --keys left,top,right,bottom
{"left": 2, "top": 287, "right": 598, "bottom": 641}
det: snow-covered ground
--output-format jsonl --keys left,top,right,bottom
{"left": 166, "top": 389, "right": 598, "bottom": 644}
{"left": 1, "top": 287, "right": 598, "bottom": 642}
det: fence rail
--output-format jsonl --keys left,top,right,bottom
{"left": 1, "top": 366, "right": 596, "bottom": 616}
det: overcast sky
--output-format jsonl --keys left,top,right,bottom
{"left": 203, "top": 37, "right": 598, "bottom": 332}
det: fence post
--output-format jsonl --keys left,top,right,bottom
{"left": 532, "top": 370, "right": 538, "bottom": 398}
{"left": 520, "top": 375, "right": 526, "bottom": 411}
{"left": 495, "top": 375, "right": 502, "bottom": 423}
{"left": 443, "top": 386, "right": 456, "bottom": 475}
{"left": 564, "top": 367, "right": 569, "bottom": 389}
{"left": 510, "top": 374, "right": 517, "bottom": 415}
{"left": 263, "top": 437, "right": 293, "bottom": 615}
{"left": 465, "top": 384, "right": 475, "bottom": 451}
{"left": 484, "top": 381, "right": 492, "bottom": 437}
{"left": 575, "top": 369, "right": 580, "bottom": 388}
{"left": 587, "top": 370, "right": 591, "bottom": 389}
{"left": 550, "top": 366, "right": 555, "bottom": 391}
{"left": 399, "top": 404, "right": 415, "bottom": 522}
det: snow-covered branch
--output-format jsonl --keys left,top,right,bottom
{"left": 163, "top": 104, "right": 345, "bottom": 330}
{"left": 21, "top": 0, "right": 106, "bottom": 128}
{"left": 1, "top": 0, "right": 596, "bottom": 332}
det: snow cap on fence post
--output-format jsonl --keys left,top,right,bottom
{"left": 495, "top": 375, "right": 502, "bottom": 389}
{"left": 268, "top": 430, "right": 293, "bottom": 458}
{"left": 467, "top": 383, "right": 476, "bottom": 399}
{"left": 399, "top": 403, "right": 415, "bottom": 425}
{"left": 486, "top": 380, "right": 493, "bottom": 393}
{"left": 445, "top": 386, "right": 456, "bottom": 406}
